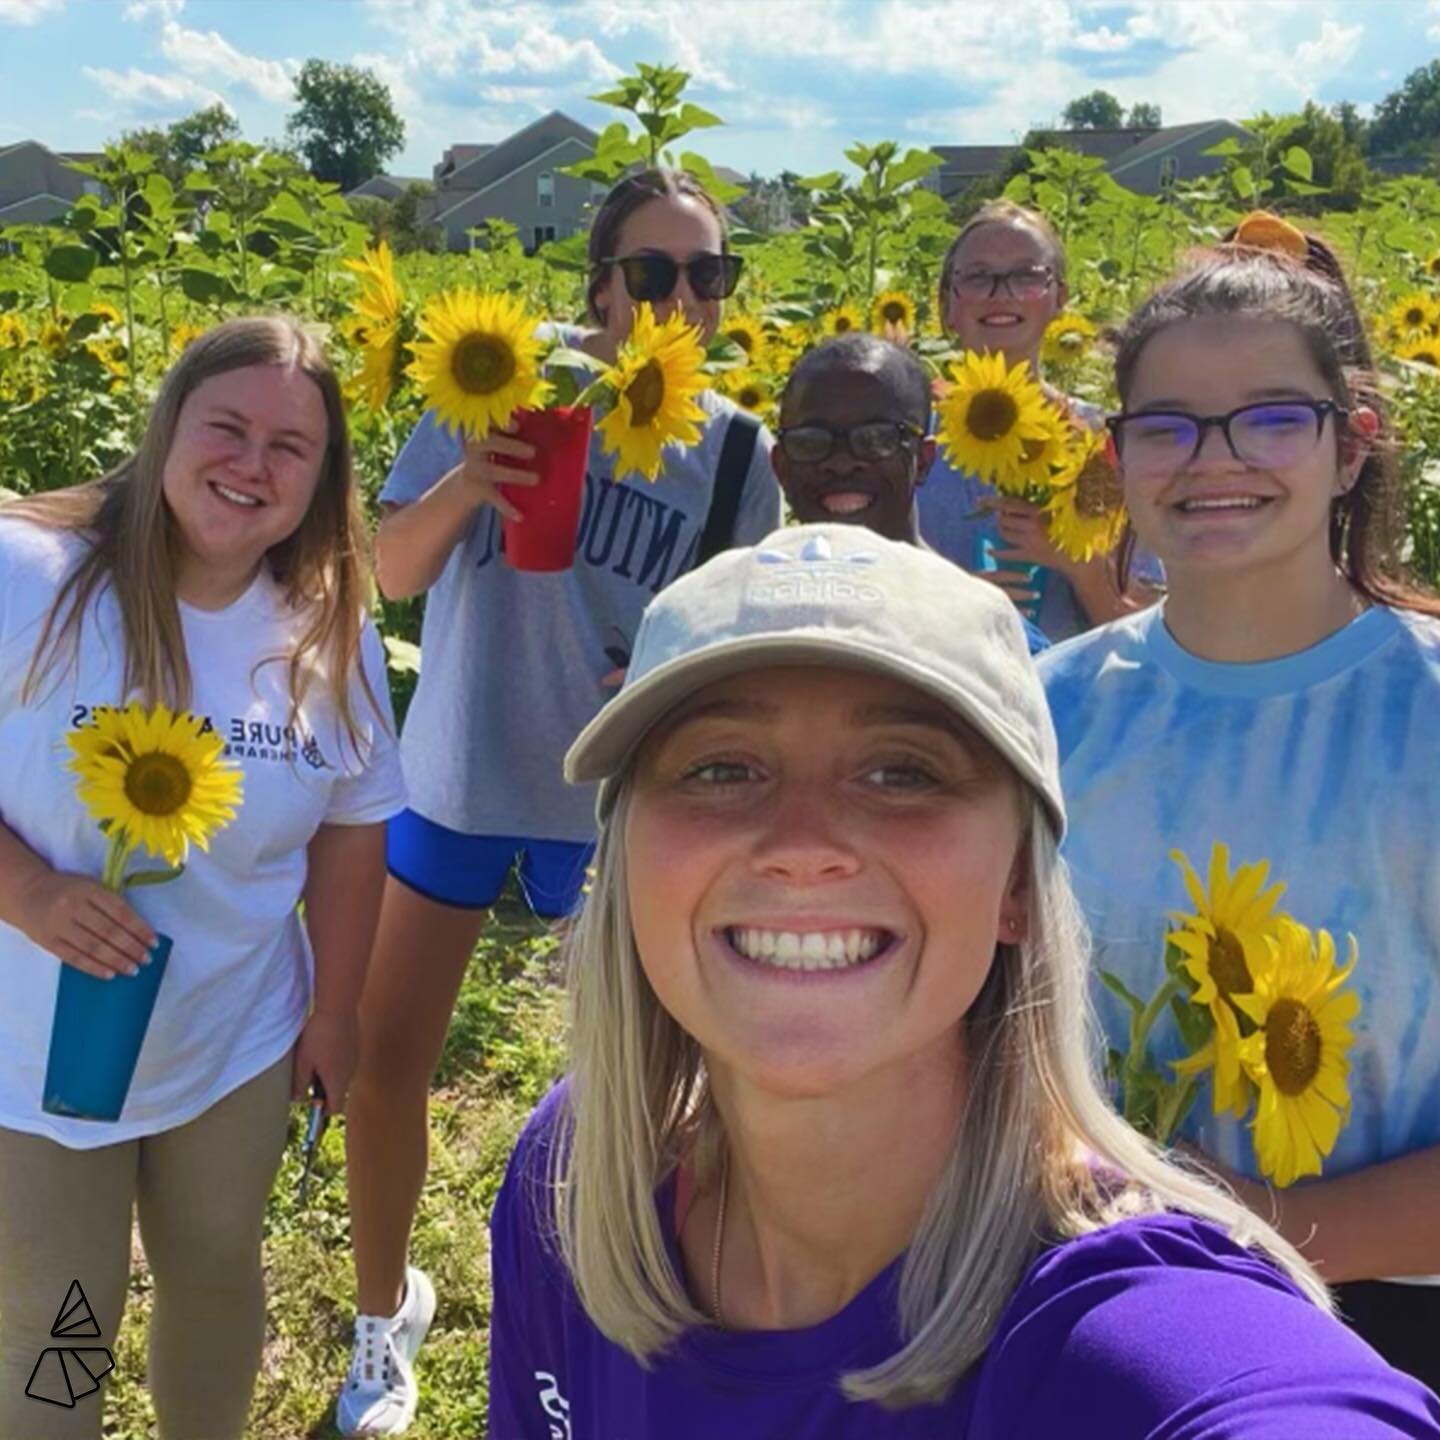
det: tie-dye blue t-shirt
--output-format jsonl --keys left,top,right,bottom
{"left": 1038, "top": 603, "right": 1440, "bottom": 1182}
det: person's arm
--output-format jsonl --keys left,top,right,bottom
{"left": 0, "top": 817, "right": 155, "bottom": 978}
{"left": 289, "top": 820, "right": 386, "bottom": 1113}
{"left": 375, "top": 431, "right": 538, "bottom": 600}
{"left": 1226, "top": 1145, "right": 1440, "bottom": 1284}
{"left": 989, "top": 497, "right": 1162, "bottom": 624}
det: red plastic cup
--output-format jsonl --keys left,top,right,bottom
{"left": 500, "top": 405, "right": 594, "bottom": 572}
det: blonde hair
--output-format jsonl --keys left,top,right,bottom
{"left": 550, "top": 775, "right": 1330, "bottom": 1410}
{"left": 6, "top": 315, "right": 378, "bottom": 747}
{"left": 939, "top": 199, "right": 1068, "bottom": 334}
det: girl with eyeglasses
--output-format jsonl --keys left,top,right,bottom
{"left": 920, "top": 200, "right": 1164, "bottom": 640}
{"left": 334, "top": 169, "right": 780, "bottom": 1436}
{"left": 1038, "top": 236, "right": 1440, "bottom": 1392}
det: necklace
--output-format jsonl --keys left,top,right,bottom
{"left": 709, "top": 1154, "right": 729, "bottom": 1325}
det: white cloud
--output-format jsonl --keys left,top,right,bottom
{"left": 1427, "top": 0, "right": 1440, "bottom": 40}
{"left": 0, "top": 0, "right": 62, "bottom": 23}
{"left": 156, "top": 19, "right": 294, "bottom": 102}
{"left": 123, "top": 0, "right": 185, "bottom": 20}
{"left": 80, "top": 65, "right": 224, "bottom": 114}
{"left": 1293, "top": 19, "right": 1363, "bottom": 74}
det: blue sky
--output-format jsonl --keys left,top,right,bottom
{"left": 3, "top": 0, "right": 1438, "bottom": 180}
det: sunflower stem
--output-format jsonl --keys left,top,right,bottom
{"left": 101, "top": 830, "right": 134, "bottom": 894}
{"left": 1122, "top": 973, "right": 1183, "bottom": 1130}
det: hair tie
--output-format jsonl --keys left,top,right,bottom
{"left": 1230, "top": 211, "right": 1308, "bottom": 260}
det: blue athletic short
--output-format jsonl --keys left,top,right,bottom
{"left": 386, "top": 808, "right": 594, "bottom": 919}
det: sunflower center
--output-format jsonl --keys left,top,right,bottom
{"left": 739, "top": 386, "right": 762, "bottom": 408}
{"left": 123, "top": 752, "right": 192, "bottom": 817}
{"left": 882, "top": 300, "right": 906, "bottom": 323}
{"left": 1020, "top": 435, "right": 1050, "bottom": 464}
{"left": 1207, "top": 927, "right": 1253, "bottom": 997}
{"left": 966, "top": 388, "right": 1019, "bottom": 442}
{"left": 1406, "top": 307, "right": 1425, "bottom": 327}
{"left": 1264, "top": 998, "right": 1323, "bottom": 1096}
{"left": 1074, "top": 457, "right": 1124, "bottom": 516}
{"left": 627, "top": 360, "right": 666, "bottom": 427}
{"left": 728, "top": 329, "right": 755, "bottom": 355}
{"left": 834, "top": 314, "right": 855, "bottom": 333}
{"left": 451, "top": 334, "right": 516, "bottom": 396}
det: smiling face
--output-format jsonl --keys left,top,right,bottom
{"left": 1118, "top": 315, "right": 1367, "bottom": 582}
{"left": 161, "top": 362, "right": 329, "bottom": 604}
{"left": 945, "top": 221, "right": 1065, "bottom": 366}
{"left": 624, "top": 667, "right": 1029, "bottom": 1098}
{"left": 593, "top": 193, "right": 727, "bottom": 350}
{"left": 773, "top": 365, "right": 935, "bottom": 541}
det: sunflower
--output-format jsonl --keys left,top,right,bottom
{"left": 408, "top": 288, "right": 548, "bottom": 438}
{"left": 596, "top": 303, "right": 707, "bottom": 482}
{"left": 720, "top": 367, "right": 775, "bottom": 422}
{"left": 935, "top": 349, "right": 1056, "bottom": 492}
{"left": 89, "top": 301, "right": 123, "bottom": 327}
{"left": 821, "top": 303, "right": 864, "bottom": 338}
{"left": 0, "top": 313, "right": 28, "bottom": 350}
{"left": 870, "top": 289, "right": 917, "bottom": 337}
{"left": 39, "top": 319, "right": 68, "bottom": 357}
{"left": 1041, "top": 312, "right": 1098, "bottom": 368}
{"left": 1044, "top": 430, "right": 1128, "bottom": 563}
{"left": 344, "top": 242, "right": 410, "bottom": 414}
{"left": 1232, "top": 919, "right": 1359, "bottom": 1187}
{"left": 1166, "top": 842, "right": 1287, "bottom": 1116}
{"left": 719, "top": 313, "right": 768, "bottom": 368}
{"left": 1386, "top": 292, "right": 1440, "bottom": 346}
{"left": 67, "top": 702, "right": 244, "bottom": 870}
{"left": 1425, "top": 252, "right": 1440, "bottom": 281}
{"left": 345, "top": 241, "right": 403, "bottom": 334}
{"left": 1397, "top": 336, "right": 1440, "bottom": 370}
{"left": 1013, "top": 405, "right": 1078, "bottom": 489}
{"left": 170, "top": 321, "right": 206, "bottom": 356}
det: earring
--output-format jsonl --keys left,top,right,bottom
{"left": 1005, "top": 918, "right": 1020, "bottom": 938}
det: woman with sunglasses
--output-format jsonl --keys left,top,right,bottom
{"left": 1038, "top": 237, "right": 1440, "bottom": 1392}
{"left": 335, "top": 169, "right": 781, "bottom": 1436}
{"left": 919, "top": 200, "right": 1162, "bottom": 641}
{"left": 486, "top": 522, "right": 1438, "bottom": 1438}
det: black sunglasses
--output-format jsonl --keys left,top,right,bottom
{"left": 777, "top": 420, "right": 926, "bottom": 465}
{"left": 602, "top": 251, "right": 743, "bottom": 304}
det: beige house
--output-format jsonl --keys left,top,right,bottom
{"left": 930, "top": 120, "right": 1253, "bottom": 201}
{"left": 427, "top": 111, "right": 603, "bottom": 253}
{"left": 0, "top": 140, "right": 103, "bottom": 227}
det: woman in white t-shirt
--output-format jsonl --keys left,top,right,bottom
{"left": 1038, "top": 230, "right": 1440, "bottom": 1391}
{"left": 0, "top": 316, "right": 405, "bottom": 1440}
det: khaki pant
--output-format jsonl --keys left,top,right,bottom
{"left": 0, "top": 1053, "right": 292, "bottom": 1440}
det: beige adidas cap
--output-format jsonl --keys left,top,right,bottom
{"left": 565, "top": 522, "right": 1065, "bottom": 837}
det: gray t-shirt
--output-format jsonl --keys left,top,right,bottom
{"left": 381, "top": 390, "right": 780, "bottom": 842}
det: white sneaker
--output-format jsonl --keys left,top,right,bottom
{"left": 337, "top": 1265, "right": 437, "bottom": 1437}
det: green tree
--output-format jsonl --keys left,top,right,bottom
{"left": 1332, "top": 100, "right": 1369, "bottom": 150}
{"left": 285, "top": 59, "right": 405, "bottom": 192}
{"left": 168, "top": 103, "right": 240, "bottom": 171}
{"left": 1369, "top": 60, "right": 1440, "bottom": 157}
{"left": 1127, "top": 102, "right": 1162, "bottom": 129}
{"left": 1062, "top": 90, "right": 1125, "bottom": 129}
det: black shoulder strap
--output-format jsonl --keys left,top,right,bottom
{"left": 695, "top": 411, "right": 762, "bottom": 567}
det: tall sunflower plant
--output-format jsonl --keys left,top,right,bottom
{"left": 1102, "top": 842, "right": 1361, "bottom": 1188}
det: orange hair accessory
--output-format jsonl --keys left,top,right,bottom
{"left": 1230, "top": 211, "right": 1308, "bottom": 260}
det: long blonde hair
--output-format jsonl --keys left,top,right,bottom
{"left": 551, "top": 775, "right": 1329, "bottom": 1410}
{"left": 7, "top": 315, "right": 378, "bottom": 744}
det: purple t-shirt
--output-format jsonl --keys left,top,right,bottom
{"left": 488, "top": 1085, "right": 1440, "bottom": 1439}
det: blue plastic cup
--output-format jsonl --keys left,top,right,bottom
{"left": 974, "top": 533, "right": 1049, "bottom": 623}
{"left": 43, "top": 933, "right": 172, "bottom": 1122}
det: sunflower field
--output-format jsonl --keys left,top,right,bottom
{"left": 5, "top": 81, "right": 1440, "bottom": 671}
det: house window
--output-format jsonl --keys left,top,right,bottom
{"left": 533, "top": 224, "right": 557, "bottom": 250}
{"left": 1159, "top": 156, "right": 1179, "bottom": 186}
{"left": 538, "top": 171, "right": 554, "bottom": 209}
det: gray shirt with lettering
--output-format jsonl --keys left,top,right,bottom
{"left": 381, "top": 392, "right": 780, "bottom": 842}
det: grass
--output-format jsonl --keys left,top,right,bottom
{"left": 103, "top": 891, "right": 567, "bottom": 1439}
